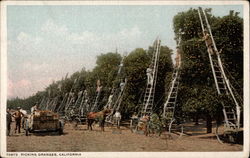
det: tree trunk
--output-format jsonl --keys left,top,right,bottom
{"left": 206, "top": 113, "right": 212, "bottom": 133}
{"left": 194, "top": 112, "right": 199, "bottom": 125}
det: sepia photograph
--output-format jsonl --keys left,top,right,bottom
{"left": 0, "top": 1, "right": 249, "bottom": 158}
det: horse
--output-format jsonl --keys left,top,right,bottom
{"left": 87, "top": 108, "right": 112, "bottom": 131}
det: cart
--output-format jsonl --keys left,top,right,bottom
{"left": 25, "top": 110, "right": 64, "bottom": 136}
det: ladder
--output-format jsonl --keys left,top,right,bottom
{"left": 38, "top": 97, "right": 46, "bottom": 110}
{"left": 106, "top": 54, "right": 126, "bottom": 110}
{"left": 163, "top": 66, "right": 181, "bottom": 130}
{"left": 70, "top": 91, "right": 83, "bottom": 116}
{"left": 198, "top": 7, "right": 241, "bottom": 131}
{"left": 105, "top": 54, "right": 127, "bottom": 124}
{"left": 90, "top": 81, "right": 102, "bottom": 112}
{"left": 56, "top": 93, "right": 68, "bottom": 113}
{"left": 64, "top": 92, "right": 75, "bottom": 114}
{"left": 45, "top": 98, "right": 51, "bottom": 110}
{"left": 140, "top": 38, "right": 161, "bottom": 117}
{"left": 162, "top": 34, "right": 182, "bottom": 132}
{"left": 113, "top": 78, "right": 127, "bottom": 112}
{"left": 78, "top": 90, "right": 90, "bottom": 116}
{"left": 106, "top": 78, "right": 128, "bottom": 123}
{"left": 50, "top": 97, "right": 59, "bottom": 112}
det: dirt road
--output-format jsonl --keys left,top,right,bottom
{"left": 7, "top": 121, "right": 243, "bottom": 152}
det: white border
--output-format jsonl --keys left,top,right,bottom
{"left": 1, "top": 1, "right": 249, "bottom": 158}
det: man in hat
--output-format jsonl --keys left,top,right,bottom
{"left": 6, "top": 108, "right": 12, "bottom": 136}
{"left": 12, "top": 107, "right": 24, "bottom": 133}
{"left": 202, "top": 29, "right": 214, "bottom": 55}
{"left": 146, "top": 65, "right": 153, "bottom": 85}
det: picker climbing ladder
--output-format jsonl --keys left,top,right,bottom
{"left": 162, "top": 33, "right": 183, "bottom": 135}
{"left": 105, "top": 54, "right": 128, "bottom": 126}
{"left": 140, "top": 38, "right": 161, "bottom": 117}
{"left": 198, "top": 7, "right": 242, "bottom": 137}
{"left": 89, "top": 80, "right": 102, "bottom": 112}
{"left": 132, "top": 38, "right": 161, "bottom": 133}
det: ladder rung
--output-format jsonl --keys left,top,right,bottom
{"left": 167, "top": 102, "right": 175, "bottom": 104}
{"left": 216, "top": 76, "right": 223, "bottom": 78}
{"left": 219, "top": 87, "right": 227, "bottom": 90}
{"left": 217, "top": 82, "right": 224, "bottom": 84}
{"left": 166, "top": 106, "right": 175, "bottom": 109}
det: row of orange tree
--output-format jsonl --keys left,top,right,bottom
{"left": 7, "top": 46, "right": 173, "bottom": 118}
{"left": 173, "top": 8, "right": 243, "bottom": 133}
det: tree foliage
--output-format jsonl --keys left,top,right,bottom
{"left": 8, "top": 8, "right": 243, "bottom": 125}
{"left": 173, "top": 8, "right": 243, "bottom": 123}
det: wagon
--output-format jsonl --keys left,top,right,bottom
{"left": 25, "top": 110, "right": 64, "bottom": 136}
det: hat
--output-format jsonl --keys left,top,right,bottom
{"left": 17, "top": 107, "right": 21, "bottom": 109}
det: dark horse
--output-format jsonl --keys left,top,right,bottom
{"left": 87, "top": 108, "right": 112, "bottom": 131}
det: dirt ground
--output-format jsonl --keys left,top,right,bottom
{"left": 7, "top": 120, "right": 243, "bottom": 152}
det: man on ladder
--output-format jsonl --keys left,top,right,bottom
{"left": 202, "top": 29, "right": 222, "bottom": 55}
{"left": 175, "top": 47, "right": 181, "bottom": 68}
{"left": 146, "top": 64, "right": 153, "bottom": 85}
{"left": 202, "top": 29, "right": 214, "bottom": 55}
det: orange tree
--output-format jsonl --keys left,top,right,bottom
{"left": 173, "top": 8, "right": 243, "bottom": 133}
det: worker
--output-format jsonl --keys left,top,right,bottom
{"left": 12, "top": 107, "right": 24, "bottom": 133}
{"left": 20, "top": 108, "right": 27, "bottom": 128}
{"left": 96, "top": 80, "right": 102, "bottom": 93}
{"left": 107, "top": 93, "right": 113, "bottom": 108}
{"left": 31, "top": 103, "right": 38, "bottom": 114}
{"left": 120, "top": 80, "right": 125, "bottom": 92}
{"left": 7, "top": 108, "right": 12, "bottom": 136}
{"left": 175, "top": 48, "right": 181, "bottom": 68}
{"left": 146, "top": 65, "right": 153, "bottom": 85}
{"left": 202, "top": 29, "right": 214, "bottom": 55}
{"left": 113, "top": 111, "right": 122, "bottom": 129}
{"left": 118, "top": 61, "right": 123, "bottom": 74}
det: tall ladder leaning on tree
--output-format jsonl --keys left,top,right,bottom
{"left": 198, "top": 7, "right": 242, "bottom": 138}
{"left": 105, "top": 54, "right": 128, "bottom": 124}
{"left": 89, "top": 80, "right": 102, "bottom": 112}
{"left": 56, "top": 92, "right": 68, "bottom": 114}
{"left": 162, "top": 33, "right": 183, "bottom": 135}
{"left": 139, "top": 38, "right": 161, "bottom": 117}
{"left": 63, "top": 77, "right": 79, "bottom": 120}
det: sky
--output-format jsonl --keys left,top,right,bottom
{"left": 7, "top": 4, "right": 243, "bottom": 99}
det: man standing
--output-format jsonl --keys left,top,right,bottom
{"left": 6, "top": 108, "right": 12, "bottom": 136}
{"left": 12, "top": 107, "right": 24, "bottom": 133}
